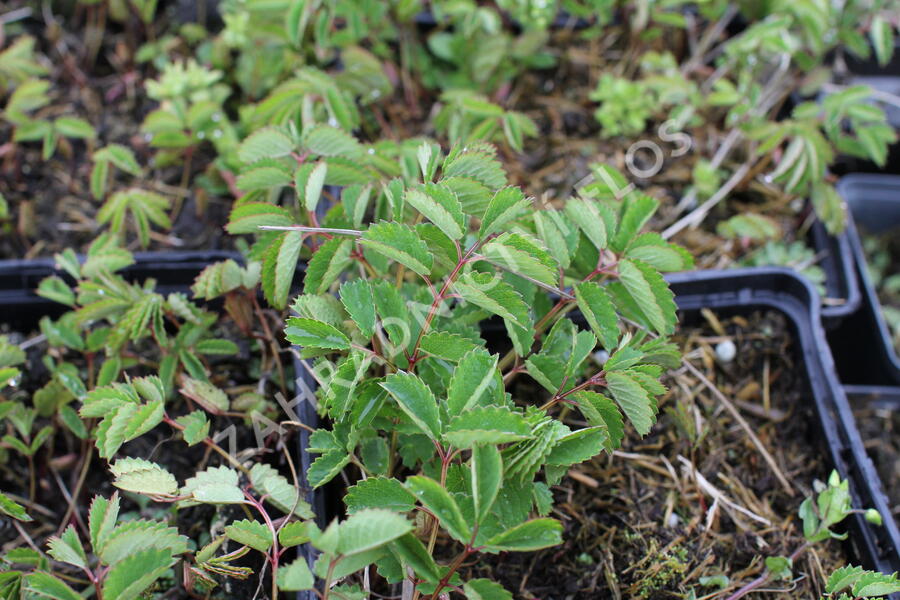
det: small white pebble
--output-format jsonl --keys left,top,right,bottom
{"left": 667, "top": 512, "right": 680, "bottom": 528}
{"left": 593, "top": 350, "right": 609, "bottom": 366}
{"left": 715, "top": 340, "right": 736, "bottom": 363}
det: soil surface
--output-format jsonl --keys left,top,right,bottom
{"left": 851, "top": 393, "right": 900, "bottom": 526}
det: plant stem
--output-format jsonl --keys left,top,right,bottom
{"left": 724, "top": 543, "right": 810, "bottom": 600}
{"left": 164, "top": 415, "right": 250, "bottom": 475}
{"left": 322, "top": 558, "right": 337, "bottom": 600}
{"left": 408, "top": 241, "right": 481, "bottom": 365}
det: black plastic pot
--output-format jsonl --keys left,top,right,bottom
{"left": 810, "top": 215, "right": 862, "bottom": 325}
{"left": 666, "top": 268, "right": 900, "bottom": 579}
{"left": 0, "top": 251, "right": 242, "bottom": 318}
{"left": 829, "top": 175, "right": 900, "bottom": 386}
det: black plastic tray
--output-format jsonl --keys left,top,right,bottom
{"left": 667, "top": 267, "right": 900, "bottom": 579}
{"left": 829, "top": 175, "right": 900, "bottom": 386}
{"left": 810, "top": 215, "right": 862, "bottom": 324}
{"left": 0, "top": 251, "right": 242, "bottom": 319}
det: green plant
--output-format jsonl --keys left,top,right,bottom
{"left": 2, "top": 77, "right": 96, "bottom": 160}
{"left": 223, "top": 124, "right": 693, "bottom": 594}
{"left": 433, "top": 90, "right": 538, "bottom": 152}
{"left": 737, "top": 239, "right": 826, "bottom": 293}
{"left": 725, "top": 471, "right": 898, "bottom": 600}
{"left": 590, "top": 51, "right": 702, "bottom": 138}
{"left": 863, "top": 235, "right": 900, "bottom": 354}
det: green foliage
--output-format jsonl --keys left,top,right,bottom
{"left": 38, "top": 493, "right": 187, "bottom": 599}
{"left": 737, "top": 240, "right": 826, "bottom": 295}
{"left": 258, "top": 149, "right": 684, "bottom": 593}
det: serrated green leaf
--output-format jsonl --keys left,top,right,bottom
{"left": 481, "top": 233, "right": 558, "bottom": 286}
{"left": 297, "top": 161, "right": 328, "bottom": 212}
{"left": 443, "top": 148, "right": 506, "bottom": 189}
{"left": 625, "top": 234, "right": 693, "bottom": 272}
{"left": 226, "top": 202, "right": 294, "bottom": 234}
{"left": 237, "top": 164, "right": 293, "bottom": 191}
{"left": 195, "top": 339, "right": 239, "bottom": 356}
{"left": 853, "top": 571, "right": 900, "bottom": 597}
{"left": 277, "top": 558, "right": 315, "bottom": 591}
{"left": 97, "top": 520, "right": 187, "bottom": 565}
{"left": 452, "top": 272, "right": 530, "bottom": 329}
{"left": 871, "top": 15, "right": 894, "bottom": 67}
{"left": 337, "top": 509, "right": 413, "bottom": 556}
{"left": 47, "top": 527, "right": 86, "bottom": 568}
{"left": 420, "top": 331, "right": 480, "bottom": 362}
{"left": 54, "top": 116, "right": 95, "bottom": 139}
{"left": 564, "top": 198, "right": 608, "bottom": 251}
{"left": 479, "top": 187, "right": 528, "bottom": 239}
{"left": 239, "top": 127, "right": 295, "bottom": 163}
{"left": 278, "top": 521, "right": 310, "bottom": 547}
{"left": 484, "top": 518, "right": 562, "bottom": 552}
{"left": 89, "top": 494, "right": 119, "bottom": 554}
{"left": 605, "top": 371, "right": 656, "bottom": 436}
{"left": 826, "top": 565, "right": 866, "bottom": 594}
{"left": 36, "top": 276, "right": 75, "bottom": 306}
{"left": 175, "top": 411, "right": 209, "bottom": 446}
{"left": 94, "top": 143, "right": 142, "bottom": 176}
{"left": 308, "top": 448, "right": 351, "bottom": 488}
{"left": 381, "top": 372, "right": 442, "bottom": 440}
{"left": 24, "top": 572, "right": 82, "bottom": 600}
{"left": 471, "top": 444, "right": 502, "bottom": 523}
{"left": 101, "top": 548, "right": 176, "bottom": 600}
{"left": 110, "top": 458, "right": 178, "bottom": 497}
{"left": 180, "top": 378, "right": 229, "bottom": 414}
{"left": 447, "top": 350, "right": 500, "bottom": 416}
{"left": 464, "top": 578, "right": 513, "bottom": 600}
{"left": 249, "top": 463, "right": 314, "bottom": 518}
{"left": 405, "top": 184, "right": 465, "bottom": 240}
{"left": 340, "top": 279, "right": 376, "bottom": 339}
{"left": 361, "top": 221, "right": 433, "bottom": 277}
{"left": 226, "top": 519, "right": 273, "bottom": 553}
{"left": 617, "top": 259, "right": 676, "bottom": 336}
{"left": 444, "top": 406, "right": 532, "bottom": 448}
{"left": 302, "top": 124, "right": 363, "bottom": 158}
{"left": 572, "top": 391, "right": 624, "bottom": 451}
{"left": 612, "top": 194, "right": 658, "bottom": 252}
{"left": 574, "top": 281, "right": 619, "bottom": 350}
{"left": 545, "top": 427, "right": 607, "bottom": 466}
{"left": 181, "top": 466, "right": 244, "bottom": 504}
{"left": 304, "top": 236, "right": 352, "bottom": 294}
{"left": 525, "top": 354, "right": 567, "bottom": 394}
{"left": 345, "top": 477, "right": 415, "bottom": 514}
{"left": 0, "top": 492, "right": 31, "bottom": 522}
{"left": 390, "top": 533, "right": 441, "bottom": 583}
{"left": 406, "top": 476, "right": 471, "bottom": 544}
{"left": 285, "top": 317, "right": 350, "bottom": 350}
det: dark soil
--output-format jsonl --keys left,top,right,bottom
{"left": 449, "top": 310, "right": 847, "bottom": 599}
{"left": 850, "top": 393, "right": 900, "bottom": 526}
